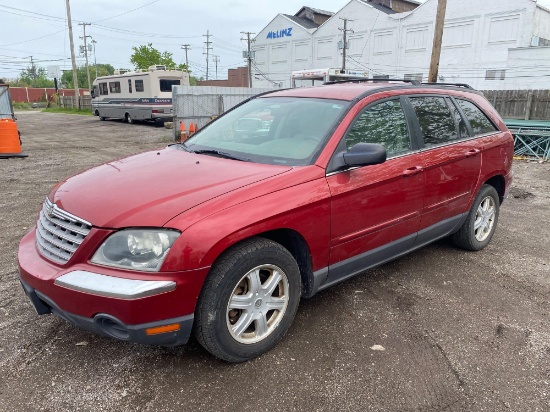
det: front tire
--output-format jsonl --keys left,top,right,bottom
{"left": 452, "top": 184, "right": 500, "bottom": 251}
{"left": 194, "top": 237, "right": 301, "bottom": 362}
{"left": 125, "top": 113, "right": 133, "bottom": 124}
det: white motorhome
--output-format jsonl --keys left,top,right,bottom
{"left": 290, "top": 68, "right": 369, "bottom": 88}
{"left": 91, "top": 66, "right": 189, "bottom": 126}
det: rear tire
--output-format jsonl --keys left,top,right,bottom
{"left": 125, "top": 113, "right": 133, "bottom": 124}
{"left": 452, "top": 184, "right": 500, "bottom": 251}
{"left": 194, "top": 237, "right": 301, "bottom": 363}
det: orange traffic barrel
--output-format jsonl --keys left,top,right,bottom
{"left": 0, "top": 118, "right": 27, "bottom": 158}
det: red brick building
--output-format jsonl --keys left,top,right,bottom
{"left": 196, "top": 67, "right": 249, "bottom": 88}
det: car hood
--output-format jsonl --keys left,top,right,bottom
{"left": 50, "top": 146, "right": 292, "bottom": 228}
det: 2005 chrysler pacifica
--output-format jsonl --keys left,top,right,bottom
{"left": 18, "top": 80, "right": 514, "bottom": 362}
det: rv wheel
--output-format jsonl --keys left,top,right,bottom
{"left": 125, "top": 113, "right": 133, "bottom": 124}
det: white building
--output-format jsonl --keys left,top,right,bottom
{"left": 252, "top": 0, "right": 550, "bottom": 90}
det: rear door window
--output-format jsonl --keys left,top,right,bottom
{"left": 409, "top": 96, "right": 459, "bottom": 147}
{"left": 346, "top": 99, "right": 411, "bottom": 157}
{"left": 99, "top": 82, "right": 108, "bottom": 95}
{"left": 456, "top": 99, "right": 498, "bottom": 136}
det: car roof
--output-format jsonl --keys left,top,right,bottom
{"left": 261, "top": 82, "right": 479, "bottom": 102}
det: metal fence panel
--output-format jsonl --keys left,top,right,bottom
{"left": 173, "top": 86, "right": 274, "bottom": 140}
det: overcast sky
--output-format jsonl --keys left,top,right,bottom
{"left": 1, "top": 0, "right": 550, "bottom": 80}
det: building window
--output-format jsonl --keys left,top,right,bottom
{"left": 316, "top": 39, "right": 333, "bottom": 60}
{"left": 109, "top": 81, "right": 121, "bottom": 93}
{"left": 485, "top": 70, "right": 506, "bottom": 80}
{"left": 488, "top": 14, "right": 520, "bottom": 44}
{"left": 271, "top": 44, "right": 288, "bottom": 64}
{"left": 294, "top": 42, "right": 309, "bottom": 62}
{"left": 99, "top": 82, "right": 108, "bottom": 95}
{"left": 404, "top": 73, "right": 423, "bottom": 83}
{"left": 442, "top": 21, "right": 474, "bottom": 48}
{"left": 373, "top": 31, "right": 393, "bottom": 55}
{"left": 135, "top": 80, "right": 144, "bottom": 92}
{"left": 128, "top": 79, "right": 132, "bottom": 93}
{"left": 405, "top": 27, "right": 429, "bottom": 52}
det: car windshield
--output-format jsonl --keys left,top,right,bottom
{"left": 183, "top": 97, "right": 350, "bottom": 166}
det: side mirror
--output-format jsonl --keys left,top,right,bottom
{"left": 343, "top": 143, "right": 386, "bottom": 167}
{"left": 90, "top": 89, "right": 96, "bottom": 98}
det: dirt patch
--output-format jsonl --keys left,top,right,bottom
{"left": 0, "top": 112, "right": 549, "bottom": 411}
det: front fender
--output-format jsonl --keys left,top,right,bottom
{"left": 161, "top": 176, "right": 332, "bottom": 273}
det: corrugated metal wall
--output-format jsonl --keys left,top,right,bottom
{"left": 172, "top": 86, "right": 274, "bottom": 140}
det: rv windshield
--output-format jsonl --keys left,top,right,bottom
{"left": 182, "top": 97, "right": 349, "bottom": 166}
{"left": 159, "top": 79, "right": 181, "bottom": 92}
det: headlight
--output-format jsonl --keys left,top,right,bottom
{"left": 91, "top": 229, "right": 180, "bottom": 272}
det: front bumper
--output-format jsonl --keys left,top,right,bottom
{"left": 18, "top": 229, "right": 211, "bottom": 346}
{"left": 20, "top": 278, "right": 193, "bottom": 346}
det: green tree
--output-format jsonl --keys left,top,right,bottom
{"left": 61, "top": 64, "right": 115, "bottom": 89}
{"left": 130, "top": 43, "right": 189, "bottom": 72}
{"left": 17, "top": 66, "right": 54, "bottom": 88}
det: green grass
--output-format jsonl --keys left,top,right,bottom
{"left": 41, "top": 107, "right": 94, "bottom": 115}
{"left": 12, "top": 102, "right": 31, "bottom": 110}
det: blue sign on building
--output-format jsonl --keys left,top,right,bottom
{"left": 267, "top": 28, "right": 293, "bottom": 39}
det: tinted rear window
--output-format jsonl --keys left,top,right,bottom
{"left": 456, "top": 99, "right": 498, "bottom": 136}
{"left": 409, "top": 96, "right": 459, "bottom": 147}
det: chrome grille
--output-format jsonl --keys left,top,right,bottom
{"left": 35, "top": 198, "right": 92, "bottom": 264}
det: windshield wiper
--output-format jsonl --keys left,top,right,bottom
{"left": 191, "top": 149, "right": 250, "bottom": 162}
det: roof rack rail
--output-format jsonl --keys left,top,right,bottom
{"left": 421, "top": 82, "right": 474, "bottom": 89}
{"left": 324, "top": 78, "right": 421, "bottom": 86}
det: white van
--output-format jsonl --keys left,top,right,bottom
{"left": 91, "top": 66, "right": 189, "bottom": 126}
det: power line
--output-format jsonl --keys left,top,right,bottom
{"left": 93, "top": 0, "right": 160, "bottom": 24}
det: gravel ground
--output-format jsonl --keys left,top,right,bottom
{"left": 0, "top": 112, "right": 549, "bottom": 412}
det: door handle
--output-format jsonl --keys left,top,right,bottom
{"left": 402, "top": 166, "right": 424, "bottom": 176}
{"left": 465, "top": 149, "right": 481, "bottom": 157}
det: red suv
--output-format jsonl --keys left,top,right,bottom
{"left": 18, "top": 81, "right": 514, "bottom": 362}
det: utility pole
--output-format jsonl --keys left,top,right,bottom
{"left": 65, "top": 0, "right": 80, "bottom": 109}
{"left": 428, "top": 0, "right": 448, "bottom": 83}
{"left": 181, "top": 44, "right": 191, "bottom": 73}
{"left": 241, "top": 31, "right": 255, "bottom": 87}
{"left": 30, "top": 56, "right": 36, "bottom": 87}
{"left": 203, "top": 31, "right": 212, "bottom": 80}
{"left": 91, "top": 39, "right": 98, "bottom": 79}
{"left": 213, "top": 55, "right": 220, "bottom": 79}
{"left": 339, "top": 18, "right": 353, "bottom": 71}
{"left": 79, "top": 22, "right": 92, "bottom": 90}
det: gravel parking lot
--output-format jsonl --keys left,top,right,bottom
{"left": 1, "top": 112, "right": 549, "bottom": 411}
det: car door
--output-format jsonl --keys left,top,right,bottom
{"left": 325, "top": 97, "right": 425, "bottom": 286}
{"left": 406, "top": 95, "right": 482, "bottom": 243}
